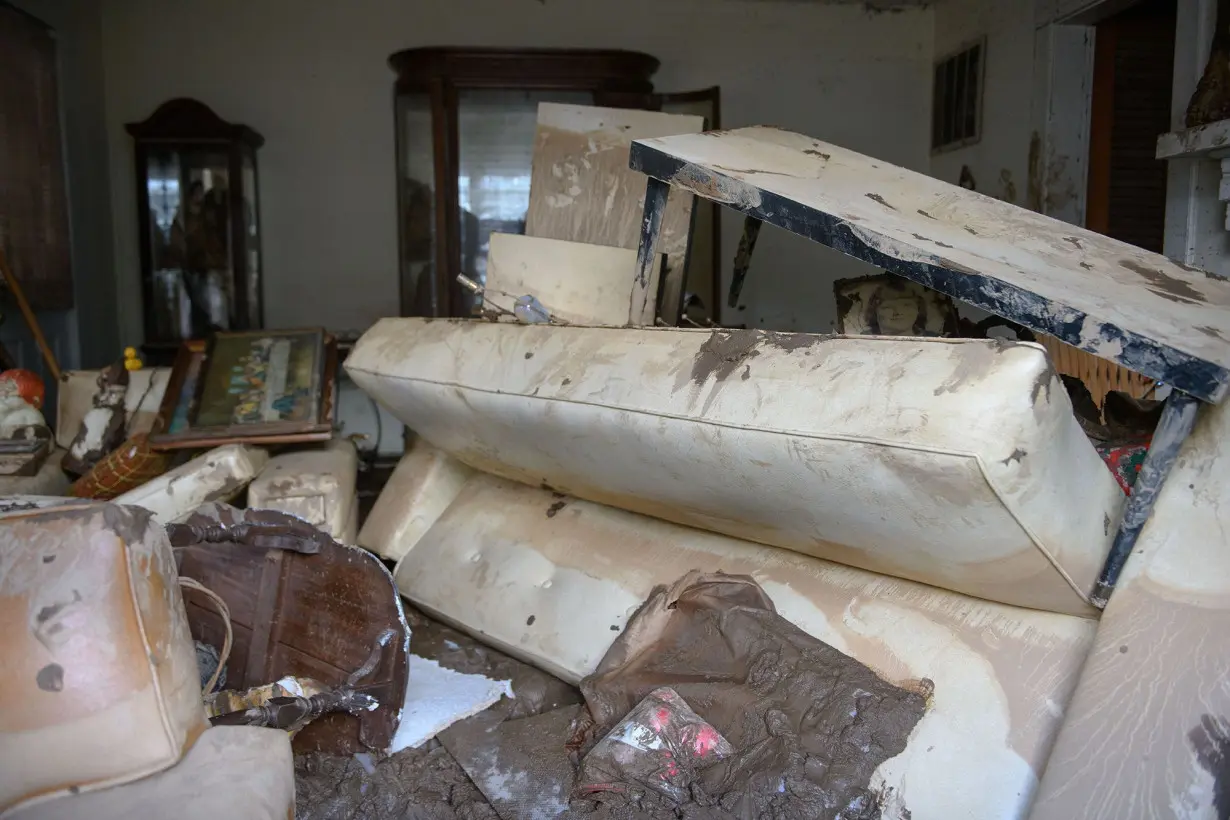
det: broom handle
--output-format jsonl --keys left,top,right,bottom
{"left": 0, "top": 247, "right": 62, "bottom": 382}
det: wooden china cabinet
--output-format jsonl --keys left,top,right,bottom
{"left": 127, "top": 99, "right": 265, "bottom": 364}
{"left": 388, "top": 47, "right": 722, "bottom": 325}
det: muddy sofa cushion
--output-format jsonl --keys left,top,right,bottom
{"left": 114, "top": 443, "right": 268, "bottom": 524}
{"left": 357, "top": 438, "right": 473, "bottom": 565}
{"left": 8, "top": 726, "right": 293, "bottom": 820}
{"left": 0, "top": 504, "right": 207, "bottom": 816}
{"left": 1030, "top": 399, "right": 1230, "bottom": 820}
{"left": 248, "top": 438, "right": 360, "bottom": 542}
{"left": 348, "top": 319, "right": 1124, "bottom": 615}
{"left": 397, "top": 474, "right": 1097, "bottom": 820}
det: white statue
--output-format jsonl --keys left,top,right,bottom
{"left": 0, "top": 378, "right": 45, "bottom": 439}
{"left": 64, "top": 364, "right": 129, "bottom": 475}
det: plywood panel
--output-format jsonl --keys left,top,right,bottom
{"left": 1038, "top": 333, "right": 1153, "bottom": 407}
{"left": 525, "top": 103, "right": 704, "bottom": 326}
{"left": 485, "top": 232, "right": 663, "bottom": 326}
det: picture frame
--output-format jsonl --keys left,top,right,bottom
{"left": 833, "top": 274, "right": 960, "bottom": 338}
{"left": 149, "top": 329, "right": 337, "bottom": 451}
{"left": 150, "top": 339, "right": 206, "bottom": 447}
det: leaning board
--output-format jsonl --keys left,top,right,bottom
{"left": 485, "top": 233, "right": 664, "bottom": 326}
{"left": 526, "top": 103, "right": 703, "bottom": 326}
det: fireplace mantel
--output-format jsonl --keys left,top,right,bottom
{"left": 1158, "top": 119, "right": 1230, "bottom": 230}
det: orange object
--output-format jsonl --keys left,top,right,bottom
{"left": 0, "top": 368, "right": 45, "bottom": 410}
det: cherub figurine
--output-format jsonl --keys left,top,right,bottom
{"left": 0, "top": 377, "right": 45, "bottom": 439}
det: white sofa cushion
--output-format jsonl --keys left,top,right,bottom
{"left": 248, "top": 438, "right": 359, "bottom": 542}
{"left": 347, "top": 319, "right": 1124, "bottom": 615}
{"left": 0, "top": 504, "right": 206, "bottom": 816}
{"left": 357, "top": 437, "right": 473, "bottom": 565}
{"left": 9, "top": 726, "right": 293, "bottom": 820}
{"left": 114, "top": 444, "right": 268, "bottom": 525}
{"left": 1030, "top": 400, "right": 1230, "bottom": 820}
{"left": 397, "top": 473, "right": 1097, "bottom": 820}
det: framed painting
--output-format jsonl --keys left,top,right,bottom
{"left": 150, "top": 329, "right": 337, "bottom": 450}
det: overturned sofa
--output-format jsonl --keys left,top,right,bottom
{"left": 346, "top": 318, "right": 1130, "bottom": 820}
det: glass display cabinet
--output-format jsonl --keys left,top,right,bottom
{"left": 389, "top": 47, "right": 722, "bottom": 324}
{"left": 127, "top": 98, "right": 264, "bottom": 363}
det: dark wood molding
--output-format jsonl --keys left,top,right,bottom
{"left": 389, "top": 47, "right": 658, "bottom": 93}
{"left": 126, "top": 98, "right": 264, "bottom": 148}
{"left": 128, "top": 98, "right": 265, "bottom": 353}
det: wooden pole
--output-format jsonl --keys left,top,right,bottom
{"left": 0, "top": 247, "right": 62, "bottom": 382}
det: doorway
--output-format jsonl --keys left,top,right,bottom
{"left": 1033, "top": 0, "right": 1176, "bottom": 406}
{"left": 1085, "top": 0, "right": 1178, "bottom": 252}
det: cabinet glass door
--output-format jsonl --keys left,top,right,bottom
{"left": 396, "top": 92, "right": 438, "bottom": 317}
{"left": 144, "top": 147, "right": 234, "bottom": 341}
{"left": 453, "top": 89, "right": 591, "bottom": 316}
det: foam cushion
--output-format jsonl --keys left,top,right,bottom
{"left": 0, "top": 504, "right": 207, "bottom": 815}
{"left": 357, "top": 438, "right": 474, "bottom": 564}
{"left": 248, "top": 438, "right": 359, "bottom": 542}
{"left": 348, "top": 319, "right": 1124, "bottom": 615}
{"left": 114, "top": 444, "right": 268, "bottom": 524}
{"left": 398, "top": 474, "right": 1097, "bottom": 820}
{"left": 1030, "top": 399, "right": 1230, "bottom": 820}
{"left": 9, "top": 726, "right": 293, "bottom": 820}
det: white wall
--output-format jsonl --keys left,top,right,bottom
{"left": 929, "top": 0, "right": 1037, "bottom": 205}
{"left": 100, "top": 0, "right": 934, "bottom": 338}
{"left": 1162, "top": 0, "right": 1229, "bottom": 276}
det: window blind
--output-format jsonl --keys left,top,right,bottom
{"left": 0, "top": 3, "right": 72, "bottom": 310}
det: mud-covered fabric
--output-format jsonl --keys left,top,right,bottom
{"left": 1096, "top": 439, "right": 1150, "bottom": 494}
{"left": 569, "top": 572, "right": 929, "bottom": 820}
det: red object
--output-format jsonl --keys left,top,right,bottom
{"left": 0, "top": 369, "right": 45, "bottom": 410}
{"left": 1095, "top": 437, "right": 1152, "bottom": 495}
{"left": 575, "top": 687, "right": 734, "bottom": 804}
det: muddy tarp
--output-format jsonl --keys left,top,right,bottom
{"left": 569, "top": 572, "right": 929, "bottom": 820}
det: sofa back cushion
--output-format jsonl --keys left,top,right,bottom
{"left": 347, "top": 319, "right": 1124, "bottom": 615}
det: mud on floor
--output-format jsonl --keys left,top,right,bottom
{"left": 294, "top": 606, "right": 580, "bottom": 820}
